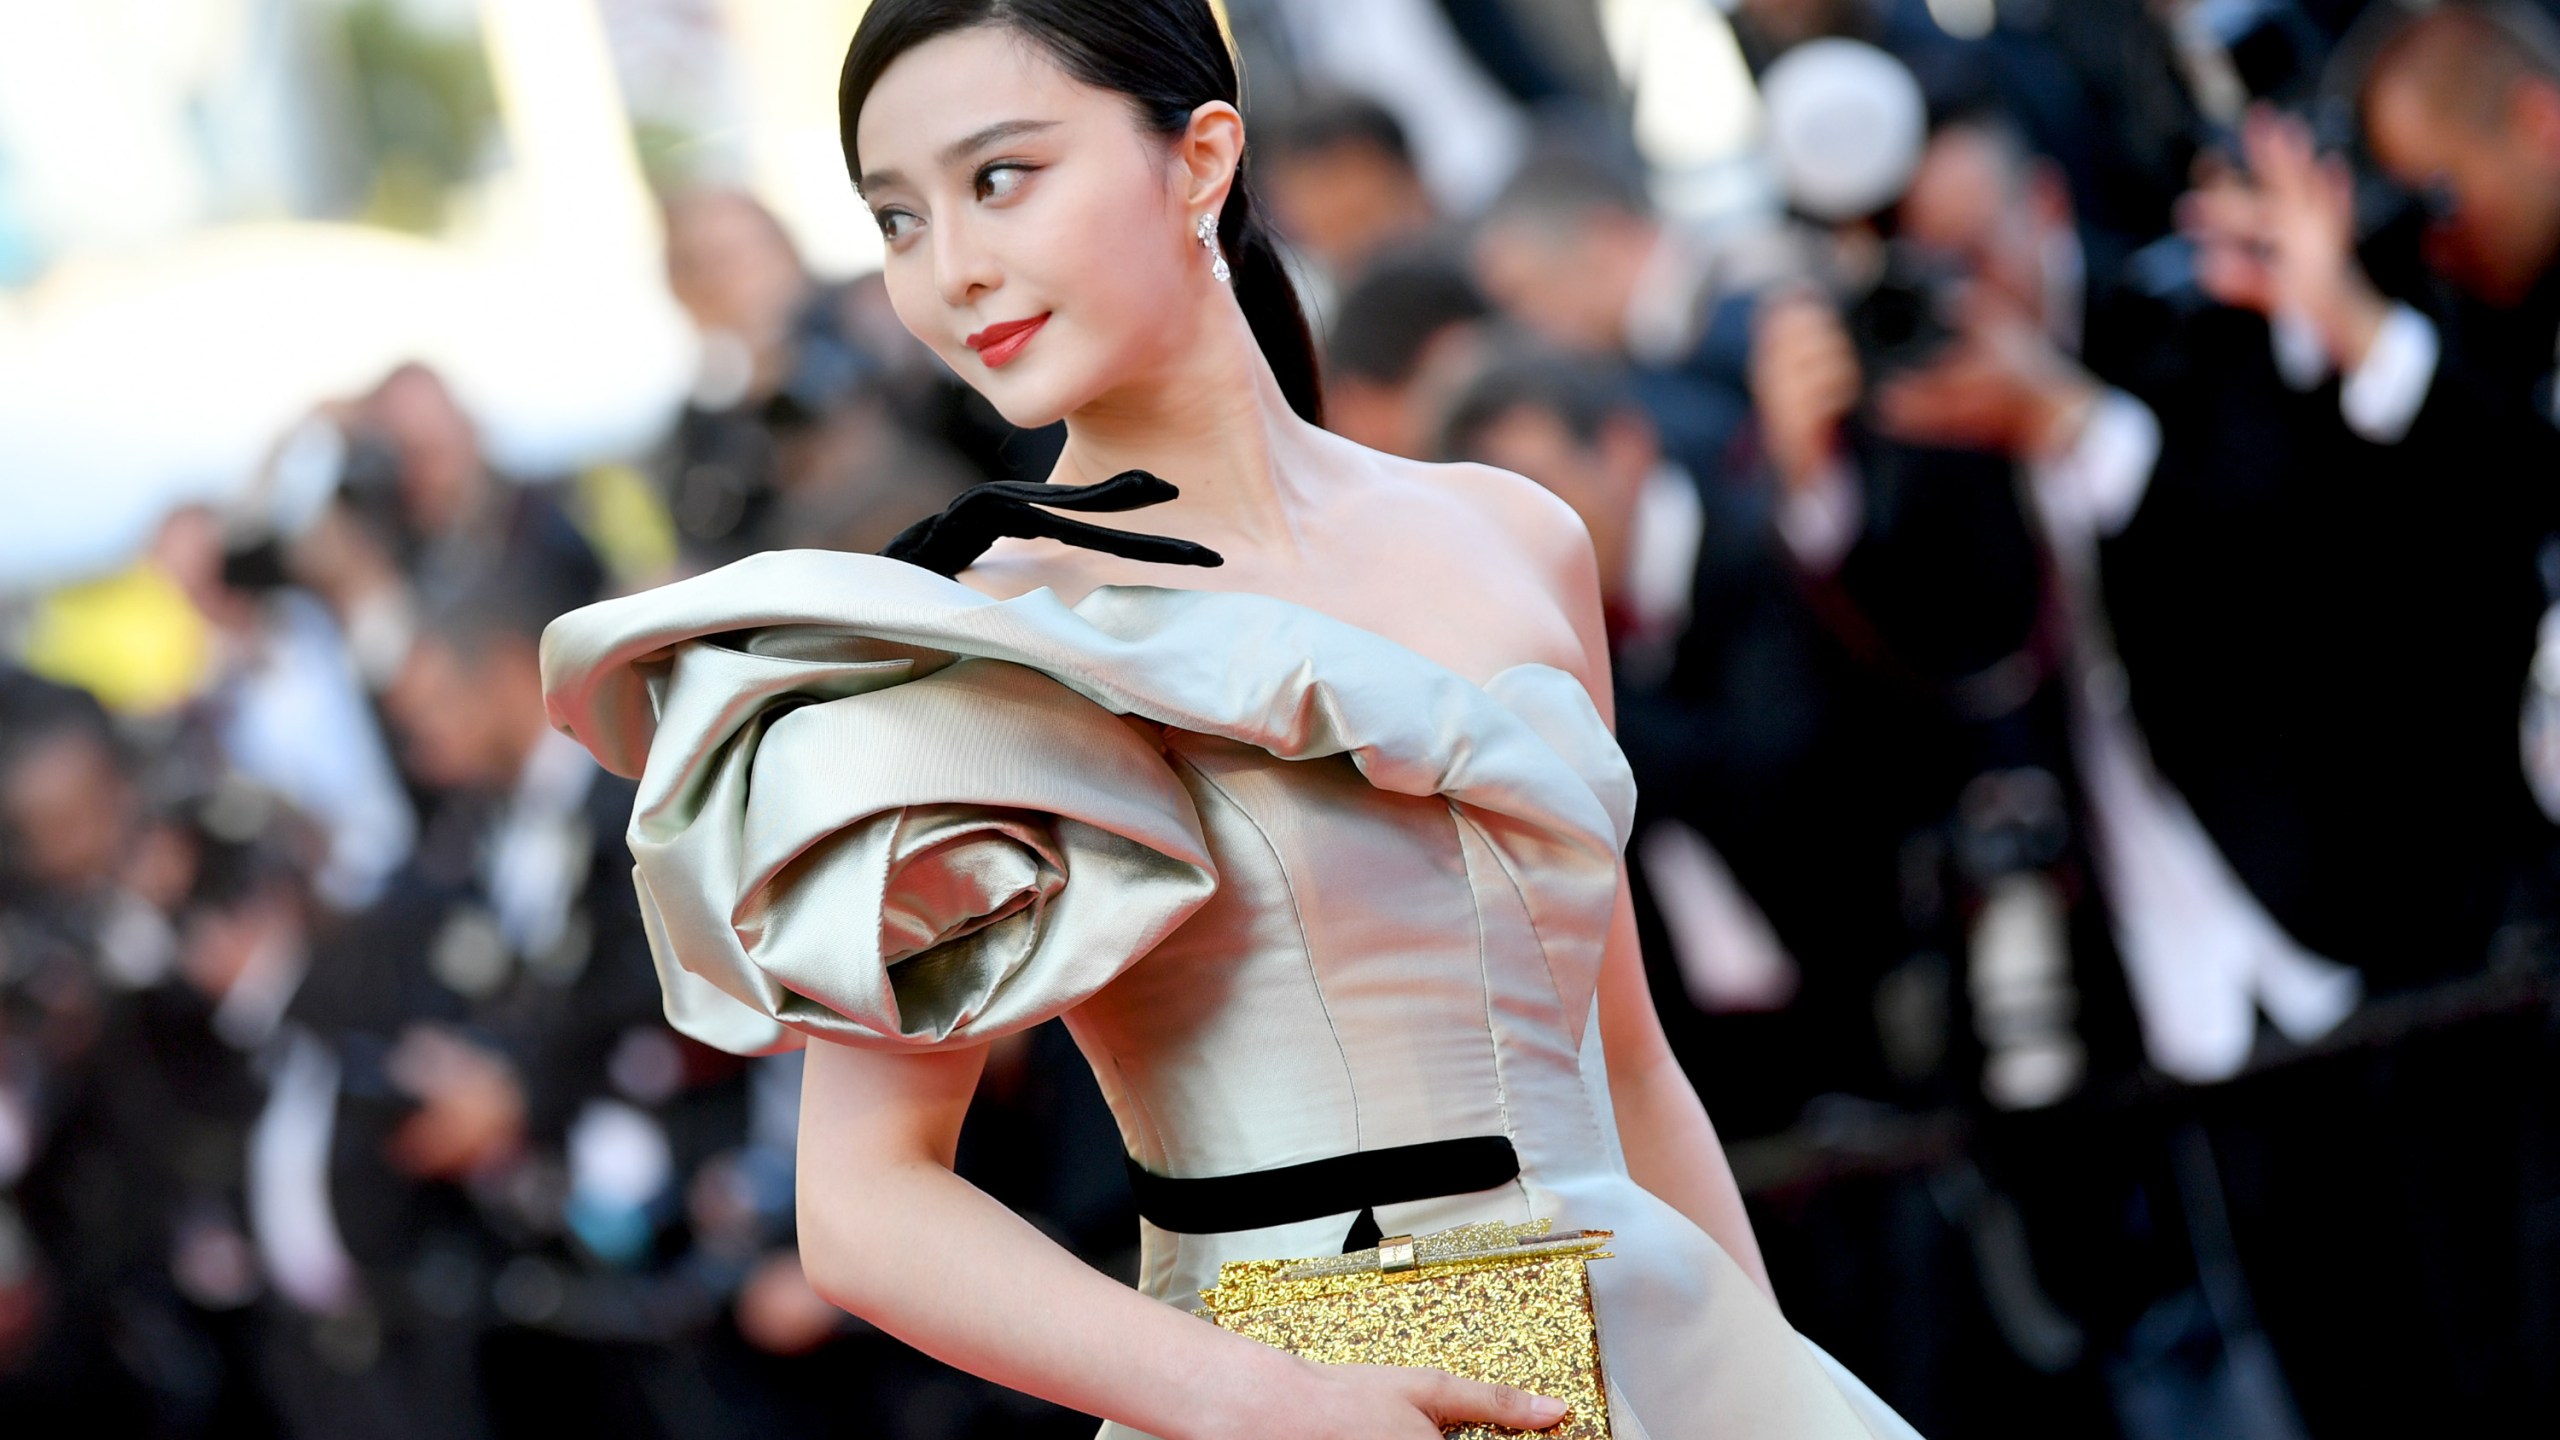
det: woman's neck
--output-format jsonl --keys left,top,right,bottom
{"left": 1048, "top": 294, "right": 1317, "bottom": 554}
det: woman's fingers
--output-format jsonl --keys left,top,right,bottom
{"left": 1410, "top": 1369, "right": 1572, "bottom": 1431}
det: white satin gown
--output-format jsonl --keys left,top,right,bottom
{"left": 539, "top": 549, "right": 1923, "bottom": 1440}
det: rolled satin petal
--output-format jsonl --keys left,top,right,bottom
{"left": 607, "top": 632, "right": 1216, "bottom": 1054}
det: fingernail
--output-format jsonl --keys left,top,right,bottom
{"left": 1531, "top": 1395, "right": 1569, "bottom": 1422}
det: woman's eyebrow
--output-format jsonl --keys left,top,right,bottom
{"left": 860, "top": 119, "right": 1060, "bottom": 194}
{"left": 941, "top": 117, "right": 1060, "bottom": 164}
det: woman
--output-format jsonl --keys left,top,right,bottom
{"left": 542, "top": 2, "right": 1922, "bottom": 1435}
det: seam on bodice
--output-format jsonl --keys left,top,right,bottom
{"left": 1167, "top": 748, "right": 1363, "bottom": 1152}
{"left": 1455, "top": 806, "right": 1516, "bottom": 1145}
{"left": 1452, "top": 807, "right": 1580, "bottom": 1021}
{"left": 1077, "top": 1019, "right": 1169, "bottom": 1174}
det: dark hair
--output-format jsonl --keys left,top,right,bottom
{"left": 419, "top": 561, "right": 590, "bottom": 664}
{"left": 839, "top": 0, "right": 1323, "bottom": 425}
{"left": 1479, "top": 145, "right": 1653, "bottom": 239}
{"left": 0, "top": 668, "right": 124, "bottom": 892}
{"left": 1323, "top": 248, "right": 1490, "bottom": 385}
{"left": 1438, "top": 339, "right": 1641, "bottom": 460}
{"left": 0, "top": 668, "right": 118, "bottom": 782}
{"left": 1266, "top": 88, "right": 1414, "bottom": 169}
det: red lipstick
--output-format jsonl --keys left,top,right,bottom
{"left": 964, "top": 312, "right": 1049, "bottom": 368}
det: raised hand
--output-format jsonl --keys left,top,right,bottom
{"left": 1750, "top": 288, "right": 1863, "bottom": 492}
{"left": 2177, "top": 105, "right": 2390, "bottom": 369}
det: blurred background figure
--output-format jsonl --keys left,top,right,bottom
{"left": 1469, "top": 146, "right": 1760, "bottom": 491}
{"left": 1258, "top": 90, "right": 1441, "bottom": 320}
{"left": 259, "top": 563, "right": 866, "bottom": 1440}
{"left": 339, "top": 363, "right": 610, "bottom": 618}
{"left": 1320, "top": 248, "right": 1495, "bottom": 458}
{"left": 656, "top": 185, "right": 1007, "bottom": 571}
{"left": 2164, "top": 2, "right": 2560, "bottom": 985}
{"left": 6, "top": 1, "right": 2560, "bottom": 1437}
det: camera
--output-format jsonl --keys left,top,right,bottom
{"left": 1842, "top": 244, "right": 1965, "bottom": 383}
{"left": 332, "top": 427, "right": 416, "bottom": 557}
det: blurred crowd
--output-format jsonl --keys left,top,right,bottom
{"left": 6, "top": 1, "right": 2560, "bottom": 1437}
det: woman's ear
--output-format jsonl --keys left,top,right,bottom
{"left": 1176, "top": 100, "right": 1246, "bottom": 214}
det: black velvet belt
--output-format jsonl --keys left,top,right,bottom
{"left": 1124, "top": 1135, "right": 1522, "bottom": 1254}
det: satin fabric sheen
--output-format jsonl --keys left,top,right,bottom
{"left": 541, "top": 550, "right": 1922, "bottom": 1440}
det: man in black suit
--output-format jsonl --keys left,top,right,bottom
{"left": 2166, "top": 1, "right": 2560, "bottom": 986}
{"left": 2142, "top": 9, "right": 2560, "bottom": 1426}
{"left": 260, "top": 570, "right": 753, "bottom": 1439}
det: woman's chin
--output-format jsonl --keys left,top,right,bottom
{"left": 970, "top": 375, "right": 1080, "bottom": 432}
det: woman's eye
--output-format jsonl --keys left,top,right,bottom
{"left": 875, "top": 208, "right": 920, "bottom": 241}
{"left": 975, "top": 163, "right": 1035, "bottom": 201}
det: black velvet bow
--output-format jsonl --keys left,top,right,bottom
{"left": 879, "top": 470, "right": 1226, "bottom": 578}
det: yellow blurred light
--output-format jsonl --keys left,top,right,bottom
{"left": 19, "top": 563, "right": 212, "bottom": 716}
{"left": 572, "top": 462, "right": 682, "bottom": 588}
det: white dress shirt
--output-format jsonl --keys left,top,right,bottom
{"left": 222, "top": 592, "right": 417, "bottom": 910}
{"left": 2028, "top": 397, "right": 2362, "bottom": 1081}
{"left": 2270, "top": 300, "right": 2443, "bottom": 444}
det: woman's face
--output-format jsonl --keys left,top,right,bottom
{"left": 854, "top": 27, "right": 1208, "bottom": 427}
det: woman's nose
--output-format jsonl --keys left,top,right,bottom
{"left": 932, "top": 214, "right": 1001, "bottom": 307}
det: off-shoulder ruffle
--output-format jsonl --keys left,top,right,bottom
{"left": 542, "top": 550, "right": 1636, "bottom": 1055}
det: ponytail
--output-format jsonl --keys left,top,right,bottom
{"left": 843, "top": 0, "right": 1324, "bottom": 425}
{"left": 1217, "top": 162, "right": 1324, "bottom": 425}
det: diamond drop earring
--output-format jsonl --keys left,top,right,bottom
{"left": 1196, "top": 213, "right": 1231, "bottom": 283}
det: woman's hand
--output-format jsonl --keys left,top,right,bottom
{"left": 1249, "top": 1358, "right": 1573, "bottom": 1438}
{"left": 796, "top": 1036, "right": 1582, "bottom": 1439}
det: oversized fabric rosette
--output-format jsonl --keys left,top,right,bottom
{"left": 549, "top": 620, "right": 1217, "bottom": 1056}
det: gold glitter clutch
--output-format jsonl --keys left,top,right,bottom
{"left": 1194, "top": 1220, "right": 1614, "bottom": 1439}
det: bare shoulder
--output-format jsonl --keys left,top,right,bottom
{"left": 1347, "top": 446, "right": 1611, "bottom": 698}
{"left": 1351, "top": 445, "right": 1592, "bottom": 577}
{"left": 1388, "top": 454, "right": 1603, "bottom": 618}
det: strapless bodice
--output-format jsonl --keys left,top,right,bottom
{"left": 541, "top": 549, "right": 1920, "bottom": 1440}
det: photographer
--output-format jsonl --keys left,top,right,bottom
{"left": 2161, "top": 1, "right": 2560, "bottom": 984}
{"left": 1752, "top": 104, "right": 2360, "bottom": 1089}
{"left": 268, "top": 363, "right": 608, "bottom": 705}
{"left": 335, "top": 365, "right": 606, "bottom": 620}
{"left": 258, "top": 569, "right": 754, "bottom": 1439}
{"left": 656, "top": 188, "right": 1016, "bottom": 570}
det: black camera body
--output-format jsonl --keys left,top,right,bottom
{"left": 334, "top": 428, "right": 414, "bottom": 556}
{"left": 1843, "top": 245, "right": 1965, "bottom": 384}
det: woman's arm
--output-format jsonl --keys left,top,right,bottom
{"left": 1496, "top": 471, "right": 1780, "bottom": 1305}
{"left": 793, "top": 1035, "right": 1577, "bottom": 1438}
{"left": 1592, "top": 878, "right": 1779, "bottom": 1304}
